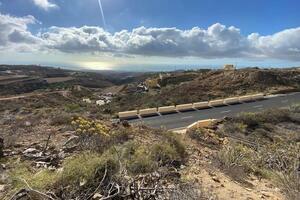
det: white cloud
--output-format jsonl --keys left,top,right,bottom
{"left": 1, "top": 12, "right": 300, "bottom": 61}
{"left": 0, "top": 13, "right": 41, "bottom": 52}
{"left": 31, "top": 0, "right": 58, "bottom": 11}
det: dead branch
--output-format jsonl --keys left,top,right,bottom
{"left": 43, "top": 131, "right": 52, "bottom": 155}
{"left": 87, "top": 165, "right": 108, "bottom": 200}
{"left": 9, "top": 178, "right": 56, "bottom": 200}
{"left": 100, "top": 183, "right": 120, "bottom": 200}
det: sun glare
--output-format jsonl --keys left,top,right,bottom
{"left": 80, "top": 61, "right": 114, "bottom": 70}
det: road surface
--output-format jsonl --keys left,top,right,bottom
{"left": 129, "top": 92, "right": 300, "bottom": 130}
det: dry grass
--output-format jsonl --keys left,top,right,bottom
{"left": 216, "top": 106, "right": 300, "bottom": 199}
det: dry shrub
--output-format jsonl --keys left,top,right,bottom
{"left": 188, "top": 128, "right": 224, "bottom": 148}
{"left": 274, "top": 170, "right": 300, "bottom": 200}
{"left": 4, "top": 134, "right": 17, "bottom": 148}
{"left": 235, "top": 109, "right": 291, "bottom": 129}
{"left": 217, "top": 142, "right": 257, "bottom": 173}
{"left": 168, "top": 183, "right": 218, "bottom": 200}
{"left": 221, "top": 122, "right": 247, "bottom": 135}
{"left": 151, "top": 142, "right": 180, "bottom": 166}
{"left": 50, "top": 113, "right": 72, "bottom": 126}
{"left": 257, "top": 143, "right": 300, "bottom": 172}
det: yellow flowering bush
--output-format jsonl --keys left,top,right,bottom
{"left": 71, "top": 117, "right": 110, "bottom": 137}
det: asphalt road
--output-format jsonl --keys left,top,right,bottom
{"left": 129, "top": 92, "right": 300, "bottom": 130}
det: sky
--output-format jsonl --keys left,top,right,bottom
{"left": 0, "top": 0, "right": 300, "bottom": 71}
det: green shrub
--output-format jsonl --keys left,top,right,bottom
{"left": 151, "top": 142, "right": 179, "bottom": 165}
{"left": 122, "top": 139, "right": 186, "bottom": 174}
{"left": 235, "top": 112, "right": 260, "bottom": 129}
{"left": 9, "top": 162, "right": 59, "bottom": 193}
{"left": 273, "top": 170, "right": 300, "bottom": 200}
{"left": 128, "top": 148, "right": 156, "bottom": 174}
{"left": 222, "top": 122, "right": 247, "bottom": 134}
{"left": 59, "top": 152, "right": 118, "bottom": 187}
{"left": 162, "top": 132, "right": 186, "bottom": 160}
{"left": 64, "top": 103, "right": 82, "bottom": 113}
{"left": 50, "top": 113, "right": 72, "bottom": 126}
{"left": 188, "top": 128, "right": 206, "bottom": 141}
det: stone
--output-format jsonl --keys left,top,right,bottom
{"left": 64, "top": 135, "right": 79, "bottom": 147}
{"left": 122, "top": 120, "right": 130, "bottom": 127}
{"left": 212, "top": 177, "right": 221, "bottom": 183}
{"left": 0, "top": 185, "right": 6, "bottom": 192}
{"left": 35, "top": 161, "right": 48, "bottom": 168}
{"left": 93, "top": 193, "right": 103, "bottom": 199}
{"left": 23, "top": 148, "right": 39, "bottom": 154}
{"left": 80, "top": 179, "right": 87, "bottom": 187}
{"left": 0, "top": 137, "right": 3, "bottom": 158}
{"left": 25, "top": 121, "right": 32, "bottom": 127}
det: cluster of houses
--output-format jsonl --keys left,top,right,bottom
{"left": 82, "top": 92, "right": 114, "bottom": 106}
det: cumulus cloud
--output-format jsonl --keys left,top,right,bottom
{"left": 31, "top": 0, "right": 58, "bottom": 11}
{"left": 0, "top": 13, "right": 41, "bottom": 51}
{"left": 248, "top": 28, "right": 300, "bottom": 60}
{"left": 1, "top": 12, "right": 300, "bottom": 61}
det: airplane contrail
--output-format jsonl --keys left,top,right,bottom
{"left": 97, "top": 0, "right": 106, "bottom": 29}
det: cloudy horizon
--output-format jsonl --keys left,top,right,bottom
{"left": 0, "top": 0, "right": 300, "bottom": 71}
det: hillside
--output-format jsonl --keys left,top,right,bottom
{"left": 0, "top": 65, "right": 109, "bottom": 95}
{"left": 0, "top": 65, "right": 299, "bottom": 199}
{"left": 1, "top": 101, "right": 299, "bottom": 199}
{"left": 107, "top": 68, "right": 300, "bottom": 112}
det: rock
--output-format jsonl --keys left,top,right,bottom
{"left": 23, "top": 148, "right": 38, "bottom": 154}
{"left": 212, "top": 177, "right": 221, "bottom": 183}
{"left": 122, "top": 120, "right": 130, "bottom": 127}
{"left": 63, "top": 136, "right": 79, "bottom": 153}
{"left": 261, "top": 192, "right": 271, "bottom": 198}
{"left": 152, "top": 171, "right": 160, "bottom": 178}
{"left": 80, "top": 179, "right": 87, "bottom": 187}
{"left": 58, "top": 151, "right": 66, "bottom": 159}
{"left": 3, "top": 149, "right": 15, "bottom": 156}
{"left": 0, "top": 164, "right": 6, "bottom": 172}
{"left": 180, "top": 165, "right": 186, "bottom": 169}
{"left": 61, "top": 131, "right": 75, "bottom": 137}
{"left": 0, "top": 184, "right": 6, "bottom": 192}
{"left": 35, "top": 161, "right": 48, "bottom": 168}
{"left": 93, "top": 193, "right": 103, "bottom": 199}
{"left": 0, "top": 137, "right": 3, "bottom": 158}
{"left": 13, "top": 142, "right": 24, "bottom": 148}
{"left": 25, "top": 121, "right": 31, "bottom": 127}
{"left": 12, "top": 189, "right": 45, "bottom": 200}
{"left": 208, "top": 171, "right": 216, "bottom": 177}
{"left": 64, "top": 135, "right": 79, "bottom": 147}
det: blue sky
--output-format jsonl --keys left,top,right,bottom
{"left": 0, "top": 0, "right": 300, "bottom": 71}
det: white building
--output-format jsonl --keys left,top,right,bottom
{"left": 96, "top": 100, "right": 106, "bottom": 106}
{"left": 82, "top": 98, "right": 92, "bottom": 104}
{"left": 223, "top": 64, "right": 236, "bottom": 71}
